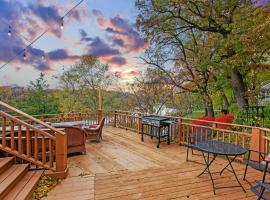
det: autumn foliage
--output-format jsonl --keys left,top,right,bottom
{"left": 192, "top": 116, "right": 215, "bottom": 127}
{"left": 192, "top": 114, "right": 234, "bottom": 129}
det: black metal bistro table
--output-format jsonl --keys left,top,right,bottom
{"left": 193, "top": 140, "right": 247, "bottom": 194}
{"left": 141, "top": 115, "right": 176, "bottom": 148}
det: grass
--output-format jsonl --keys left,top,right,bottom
{"left": 186, "top": 110, "right": 221, "bottom": 118}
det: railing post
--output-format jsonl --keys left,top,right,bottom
{"left": 249, "top": 128, "right": 266, "bottom": 162}
{"left": 55, "top": 131, "right": 68, "bottom": 179}
{"left": 114, "top": 111, "right": 117, "bottom": 127}
{"left": 125, "top": 112, "right": 128, "bottom": 130}
{"left": 178, "top": 118, "right": 183, "bottom": 145}
{"left": 97, "top": 110, "right": 102, "bottom": 124}
{"left": 137, "top": 113, "right": 142, "bottom": 134}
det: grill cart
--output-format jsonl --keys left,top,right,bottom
{"left": 141, "top": 115, "right": 176, "bottom": 148}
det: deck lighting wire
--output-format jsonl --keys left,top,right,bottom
{"left": 0, "top": 0, "right": 85, "bottom": 71}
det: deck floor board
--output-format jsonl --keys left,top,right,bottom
{"left": 44, "top": 127, "right": 267, "bottom": 200}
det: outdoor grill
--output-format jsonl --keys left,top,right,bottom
{"left": 141, "top": 115, "right": 176, "bottom": 148}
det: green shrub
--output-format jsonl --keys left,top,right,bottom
{"left": 264, "top": 105, "right": 270, "bottom": 128}
{"left": 234, "top": 104, "right": 270, "bottom": 128}
{"left": 31, "top": 176, "right": 58, "bottom": 200}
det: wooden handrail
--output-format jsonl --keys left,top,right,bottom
{"left": 0, "top": 112, "right": 56, "bottom": 140}
{"left": 0, "top": 101, "right": 65, "bottom": 135}
{"left": 0, "top": 101, "right": 68, "bottom": 178}
{"left": 179, "top": 116, "right": 254, "bottom": 129}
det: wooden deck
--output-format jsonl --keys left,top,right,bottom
{"left": 44, "top": 127, "right": 268, "bottom": 200}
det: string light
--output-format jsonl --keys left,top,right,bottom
{"left": 0, "top": 0, "right": 85, "bottom": 71}
{"left": 41, "top": 54, "right": 45, "bottom": 60}
{"left": 7, "top": 26, "right": 11, "bottom": 36}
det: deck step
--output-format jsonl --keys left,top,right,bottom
{"left": 0, "top": 164, "right": 29, "bottom": 199}
{"left": 0, "top": 157, "right": 14, "bottom": 175}
{"left": 3, "top": 170, "right": 44, "bottom": 200}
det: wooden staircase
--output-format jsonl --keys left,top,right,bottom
{"left": 0, "top": 101, "right": 68, "bottom": 179}
{"left": 0, "top": 157, "right": 43, "bottom": 200}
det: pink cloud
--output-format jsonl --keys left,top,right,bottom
{"left": 94, "top": 13, "right": 147, "bottom": 53}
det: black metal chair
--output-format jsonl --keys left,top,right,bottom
{"left": 186, "top": 126, "right": 212, "bottom": 162}
{"left": 243, "top": 149, "right": 270, "bottom": 199}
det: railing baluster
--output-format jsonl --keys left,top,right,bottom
{"left": 26, "top": 127, "right": 31, "bottom": 157}
{"left": 1, "top": 115, "right": 6, "bottom": 147}
{"left": 242, "top": 135, "right": 245, "bottom": 148}
{"left": 34, "top": 131, "right": 38, "bottom": 161}
{"left": 18, "top": 125, "right": 22, "bottom": 154}
{"left": 10, "top": 120, "right": 15, "bottom": 150}
{"left": 42, "top": 136, "right": 46, "bottom": 164}
{"left": 200, "top": 127, "right": 203, "bottom": 142}
{"left": 49, "top": 139, "right": 53, "bottom": 168}
{"left": 187, "top": 125, "right": 190, "bottom": 144}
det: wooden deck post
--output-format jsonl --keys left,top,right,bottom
{"left": 178, "top": 118, "right": 183, "bottom": 145}
{"left": 137, "top": 113, "right": 142, "bottom": 135}
{"left": 97, "top": 110, "right": 102, "bottom": 124}
{"left": 249, "top": 128, "right": 266, "bottom": 162}
{"left": 55, "top": 131, "right": 68, "bottom": 179}
{"left": 97, "top": 88, "right": 103, "bottom": 124}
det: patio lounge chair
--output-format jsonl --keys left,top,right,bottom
{"left": 62, "top": 126, "right": 86, "bottom": 154}
{"left": 36, "top": 127, "right": 86, "bottom": 156}
{"left": 84, "top": 118, "right": 105, "bottom": 142}
{"left": 243, "top": 150, "right": 270, "bottom": 199}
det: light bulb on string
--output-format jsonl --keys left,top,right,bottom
{"left": 41, "top": 54, "right": 45, "bottom": 60}
{"left": 60, "top": 18, "right": 64, "bottom": 30}
{"left": 8, "top": 26, "right": 11, "bottom": 36}
{"left": 23, "top": 51, "right": 27, "bottom": 60}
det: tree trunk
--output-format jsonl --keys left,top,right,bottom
{"left": 204, "top": 106, "right": 208, "bottom": 116}
{"left": 221, "top": 91, "right": 230, "bottom": 111}
{"left": 231, "top": 68, "right": 248, "bottom": 109}
{"left": 203, "top": 94, "right": 215, "bottom": 117}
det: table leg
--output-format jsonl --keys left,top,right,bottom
{"left": 167, "top": 125, "right": 170, "bottom": 145}
{"left": 198, "top": 153, "right": 216, "bottom": 177}
{"left": 198, "top": 152, "right": 216, "bottom": 194}
{"left": 224, "top": 155, "right": 246, "bottom": 193}
{"left": 157, "top": 127, "right": 160, "bottom": 148}
{"left": 220, "top": 155, "right": 237, "bottom": 175}
{"left": 141, "top": 124, "right": 144, "bottom": 142}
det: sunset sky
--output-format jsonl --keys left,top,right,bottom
{"left": 0, "top": 0, "right": 146, "bottom": 88}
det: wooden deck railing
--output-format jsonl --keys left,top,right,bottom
{"left": 6, "top": 107, "right": 269, "bottom": 166}
{"left": 111, "top": 110, "right": 270, "bottom": 160}
{"left": 0, "top": 101, "right": 68, "bottom": 178}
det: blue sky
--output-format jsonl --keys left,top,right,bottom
{"left": 0, "top": 0, "right": 145, "bottom": 88}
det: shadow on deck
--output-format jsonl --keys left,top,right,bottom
{"left": 44, "top": 127, "right": 266, "bottom": 200}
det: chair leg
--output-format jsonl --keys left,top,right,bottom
{"left": 83, "top": 149, "right": 86, "bottom": 155}
{"left": 258, "top": 187, "right": 265, "bottom": 200}
{"left": 243, "top": 163, "right": 248, "bottom": 181}
{"left": 186, "top": 147, "right": 190, "bottom": 162}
